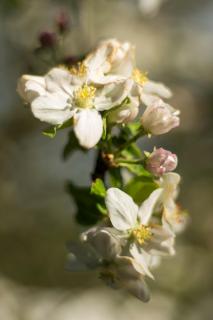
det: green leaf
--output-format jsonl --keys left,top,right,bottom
{"left": 123, "top": 122, "right": 142, "bottom": 136}
{"left": 119, "top": 162, "right": 151, "bottom": 177}
{"left": 91, "top": 178, "right": 106, "bottom": 198}
{"left": 108, "top": 168, "right": 123, "bottom": 188}
{"left": 42, "top": 119, "right": 72, "bottom": 139}
{"left": 121, "top": 143, "right": 142, "bottom": 159}
{"left": 67, "top": 182, "right": 107, "bottom": 225}
{"left": 124, "top": 176, "right": 158, "bottom": 205}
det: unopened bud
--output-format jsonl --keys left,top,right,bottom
{"left": 146, "top": 148, "right": 178, "bottom": 176}
{"left": 39, "top": 31, "right": 57, "bottom": 48}
{"left": 141, "top": 99, "right": 180, "bottom": 135}
{"left": 56, "top": 11, "right": 70, "bottom": 33}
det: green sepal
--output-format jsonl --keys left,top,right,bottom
{"left": 42, "top": 119, "right": 72, "bottom": 138}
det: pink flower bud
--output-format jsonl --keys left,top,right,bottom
{"left": 39, "top": 31, "right": 57, "bottom": 48}
{"left": 141, "top": 99, "right": 180, "bottom": 135}
{"left": 146, "top": 148, "right": 178, "bottom": 176}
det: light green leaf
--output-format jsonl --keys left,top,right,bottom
{"left": 91, "top": 178, "right": 106, "bottom": 198}
{"left": 119, "top": 162, "right": 151, "bottom": 177}
{"left": 125, "top": 176, "right": 158, "bottom": 205}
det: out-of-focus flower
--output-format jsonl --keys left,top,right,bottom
{"left": 105, "top": 188, "right": 175, "bottom": 278}
{"left": 146, "top": 148, "right": 178, "bottom": 176}
{"left": 56, "top": 11, "right": 71, "bottom": 33}
{"left": 17, "top": 67, "right": 130, "bottom": 148}
{"left": 138, "top": 0, "right": 167, "bottom": 16}
{"left": 160, "top": 172, "right": 181, "bottom": 212}
{"left": 39, "top": 31, "right": 57, "bottom": 48}
{"left": 159, "top": 173, "right": 188, "bottom": 233}
{"left": 163, "top": 206, "right": 188, "bottom": 234}
{"left": 68, "top": 227, "right": 151, "bottom": 302}
{"left": 100, "top": 255, "right": 151, "bottom": 302}
{"left": 141, "top": 98, "right": 180, "bottom": 135}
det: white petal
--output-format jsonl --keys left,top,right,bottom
{"left": 138, "top": 188, "right": 163, "bottom": 225}
{"left": 95, "top": 80, "right": 132, "bottom": 112}
{"left": 105, "top": 188, "right": 138, "bottom": 230}
{"left": 17, "top": 75, "right": 45, "bottom": 103}
{"left": 31, "top": 92, "right": 73, "bottom": 125}
{"left": 45, "top": 67, "right": 74, "bottom": 95}
{"left": 73, "top": 109, "right": 103, "bottom": 149}
{"left": 143, "top": 80, "right": 172, "bottom": 99}
{"left": 130, "top": 243, "right": 154, "bottom": 279}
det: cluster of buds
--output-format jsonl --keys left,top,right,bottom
{"left": 38, "top": 10, "right": 71, "bottom": 49}
{"left": 17, "top": 39, "right": 187, "bottom": 302}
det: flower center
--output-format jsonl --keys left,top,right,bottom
{"left": 132, "top": 68, "right": 148, "bottom": 85}
{"left": 70, "top": 62, "right": 87, "bottom": 77}
{"left": 74, "top": 84, "right": 96, "bottom": 109}
{"left": 132, "top": 225, "right": 152, "bottom": 245}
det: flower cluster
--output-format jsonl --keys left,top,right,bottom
{"left": 17, "top": 39, "right": 187, "bottom": 302}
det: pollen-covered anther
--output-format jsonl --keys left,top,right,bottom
{"left": 132, "top": 225, "right": 152, "bottom": 245}
{"left": 69, "top": 62, "right": 87, "bottom": 77}
{"left": 74, "top": 84, "right": 96, "bottom": 109}
{"left": 132, "top": 68, "right": 148, "bottom": 85}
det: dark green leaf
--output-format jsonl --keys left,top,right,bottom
{"left": 108, "top": 167, "right": 123, "bottom": 188}
{"left": 67, "top": 182, "right": 107, "bottom": 225}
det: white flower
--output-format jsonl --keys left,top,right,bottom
{"left": 141, "top": 98, "right": 180, "bottom": 135}
{"left": 105, "top": 187, "right": 175, "bottom": 278}
{"left": 17, "top": 67, "right": 130, "bottom": 148}
{"left": 68, "top": 227, "right": 151, "bottom": 302}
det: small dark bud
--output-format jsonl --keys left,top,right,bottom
{"left": 39, "top": 31, "right": 57, "bottom": 48}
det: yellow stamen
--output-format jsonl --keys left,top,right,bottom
{"left": 132, "top": 68, "right": 148, "bottom": 85}
{"left": 69, "top": 62, "right": 87, "bottom": 77}
{"left": 132, "top": 225, "right": 152, "bottom": 245}
{"left": 74, "top": 84, "right": 96, "bottom": 109}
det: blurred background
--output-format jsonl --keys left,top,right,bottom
{"left": 0, "top": 0, "right": 213, "bottom": 319}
